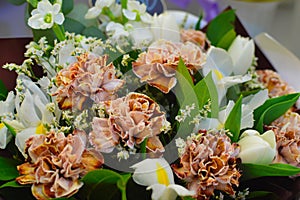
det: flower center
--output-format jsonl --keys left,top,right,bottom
{"left": 0, "top": 123, "right": 5, "bottom": 129}
{"left": 44, "top": 13, "right": 53, "bottom": 24}
{"left": 35, "top": 123, "right": 46, "bottom": 134}
{"left": 213, "top": 69, "right": 224, "bottom": 81}
{"left": 156, "top": 163, "right": 170, "bottom": 186}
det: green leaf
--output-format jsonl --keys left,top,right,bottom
{"left": 61, "top": 0, "right": 74, "bottom": 15}
{"left": 0, "top": 157, "right": 19, "bottom": 181}
{"left": 63, "top": 17, "right": 85, "bottom": 34}
{"left": 81, "top": 169, "right": 130, "bottom": 200}
{"left": 3, "top": 121, "right": 17, "bottom": 137}
{"left": 224, "top": 95, "right": 242, "bottom": 142}
{"left": 81, "top": 26, "right": 106, "bottom": 40}
{"left": 206, "top": 10, "right": 236, "bottom": 49}
{"left": 195, "top": 13, "right": 203, "bottom": 31}
{"left": 216, "top": 29, "right": 236, "bottom": 50}
{"left": 0, "top": 180, "right": 26, "bottom": 189}
{"left": 32, "top": 28, "right": 56, "bottom": 45}
{"left": 247, "top": 191, "right": 275, "bottom": 199}
{"left": 4, "top": 0, "right": 26, "bottom": 5}
{"left": 193, "top": 72, "right": 219, "bottom": 118}
{"left": 254, "top": 93, "right": 300, "bottom": 133}
{"left": 0, "top": 80, "right": 8, "bottom": 101}
{"left": 26, "top": 0, "right": 38, "bottom": 7}
{"left": 241, "top": 163, "right": 300, "bottom": 181}
{"left": 177, "top": 58, "right": 193, "bottom": 87}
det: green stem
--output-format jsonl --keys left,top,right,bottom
{"left": 121, "top": 188, "right": 127, "bottom": 200}
{"left": 140, "top": 138, "right": 148, "bottom": 159}
{"left": 52, "top": 23, "right": 65, "bottom": 41}
{"left": 102, "top": 7, "right": 116, "bottom": 21}
{"left": 120, "top": 0, "right": 128, "bottom": 9}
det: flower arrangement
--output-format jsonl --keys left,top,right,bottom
{"left": 0, "top": 0, "right": 300, "bottom": 199}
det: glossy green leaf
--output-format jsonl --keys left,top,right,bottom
{"left": 5, "top": 0, "right": 26, "bottom": 5}
{"left": 216, "top": 28, "right": 236, "bottom": 50}
{"left": 241, "top": 163, "right": 300, "bottom": 181}
{"left": 254, "top": 93, "right": 300, "bottom": 133}
{"left": 225, "top": 95, "right": 242, "bottom": 142}
{"left": 0, "top": 180, "right": 26, "bottom": 189}
{"left": 0, "top": 80, "right": 8, "bottom": 101}
{"left": 26, "top": 0, "right": 38, "bottom": 7}
{"left": 206, "top": 10, "right": 236, "bottom": 49}
{"left": 32, "top": 28, "right": 56, "bottom": 45}
{"left": 62, "top": 0, "right": 74, "bottom": 15}
{"left": 177, "top": 58, "right": 193, "bottom": 87}
{"left": 195, "top": 13, "right": 203, "bottom": 31}
{"left": 194, "top": 72, "right": 219, "bottom": 118}
{"left": 0, "top": 157, "right": 19, "bottom": 181}
{"left": 81, "top": 26, "right": 106, "bottom": 40}
{"left": 81, "top": 169, "right": 130, "bottom": 200}
{"left": 3, "top": 121, "right": 17, "bottom": 137}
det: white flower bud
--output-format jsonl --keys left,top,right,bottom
{"left": 238, "top": 130, "right": 276, "bottom": 164}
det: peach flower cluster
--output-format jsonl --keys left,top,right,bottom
{"left": 89, "top": 92, "right": 168, "bottom": 154}
{"left": 269, "top": 111, "right": 300, "bottom": 168}
{"left": 132, "top": 39, "right": 205, "bottom": 93}
{"left": 54, "top": 53, "right": 124, "bottom": 110}
{"left": 16, "top": 130, "right": 104, "bottom": 199}
{"left": 180, "top": 29, "right": 208, "bottom": 49}
{"left": 172, "top": 130, "right": 241, "bottom": 200}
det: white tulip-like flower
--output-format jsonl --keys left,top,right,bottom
{"left": 203, "top": 46, "right": 252, "bottom": 104}
{"left": 85, "top": 0, "right": 114, "bottom": 19}
{"left": 0, "top": 92, "right": 15, "bottom": 149}
{"left": 28, "top": 0, "right": 65, "bottom": 29}
{"left": 195, "top": 90, "right": 268, "bottom": 131}
{"left": 238, "top": 130, "right": 276, "bottom": 164}
{"left": 228, "top": 35, "right": 255, "bottom": 75}
{"left": 122, "top": 0, "right": 152, "bottom": 23}
{"left": 131, "top": 158, "right": 195, "bottom": 200}
{"left": 106, "top": 21, "right": 129, "bottom": 40}
{"left": 5, "top": 75, "right": 54, "bottom": 157}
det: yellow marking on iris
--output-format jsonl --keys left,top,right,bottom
{"left": 35, "top": 123, "right": 46, "bottom": 134}
{"left": 213, "top": 69, "right": 224, "bottom": 80}
{"left": 0, "top": 123, "right": 5, "bottom": 129}
{"left": 217, "top": 123, "right": 224, "bottom": 130}
{"left": 156, "top": 163, "right": 170, "bottom": 186}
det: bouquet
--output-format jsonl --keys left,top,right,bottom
{"left": 0, "top": 0, "right": 300, "bottom": 199}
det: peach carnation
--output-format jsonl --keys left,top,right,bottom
{"left": 16, "top": 130, "right": 104, "bottom": 199}
{"left": 53, "top": 53, "right": 124, "bottom": 110}
{"left": 172, "top": 130, "right": 241, "bottom": 200}
{"left": 89, "top": 92, "right": 168, "bottom": 154}
{"left": 132, "top": 39, "right": 205, "bottom": 93}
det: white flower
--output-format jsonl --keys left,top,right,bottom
{"left": 0, "top": 92, "right": 15, "bottom": 149}
{"left": 228, "top": 35, "right": 255, "bottom": 75}
{"left": 123, "top": 0, "right": 152, "bottom": 23}
{"left": 238, "top": 130, "right": 276, "bottom": 164}
{"left": 5, "top": 75, "right": 54, "bottom": 157}
{"left": 195, "top": 90, "right": 268, "bottom": 131}
{"left": 106, "top": 22, "right": 129, "bottom": 40}
{"left": 151, "top": 12, "right": 180, "bottom": 42}
{"left": 28, "top": 0, "right": 64, "bottom": 29}
{"left": 131, "top": 158, "right": 195, "bottom": 200}
{"left": 203, "top": 46, "right": 252, "bottom": 104}
{"left": 85, "top": 0, "right": 114, "bottom": 19}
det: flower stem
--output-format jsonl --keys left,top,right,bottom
{"left": 52, "top": 23, "right": 65, "bottom": 41}
{"left": 120, "top": 0, "right": 128, "bottom": 9}
{"left": 140, "top": 138, "right": 148, "bottom": 159}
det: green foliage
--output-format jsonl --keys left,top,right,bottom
{"left": 241, "top": 163, "right": 300, "bottom": 181}
{"left": 0, "top": 80, "right": 8, "bottom": 101}
{"left": 82, "top": 26, "right": 106, "bottom": 40}
{"left": 194, "top": 72, "right": 219, "bottom": 118}
{"left": 225, "top": 95, "right": 242, "bottom": 142}
{"left": 0, "top": 180, "right": 27, "bottom": 189}
{"left": 195, "top": 13, "right": 203, "bottom": 31}
{"left": 254, "top": 93, "right": 300, "bottom": 133}
{"left": 61, "top": 0, "right": 74, "bottom": 15}
{"left": 206, "top": 10, "right": 236, "bottom": 50}
{"left": 0, "top": 157, "right": 19, "bottom": 181}
{"left": 81, "top": 169, "right": 131, "bottom": 200}
{"left": 3, "top": 122, "right": 17, "bottom": 137}
{"left": 26, "top": 0, "right": 38, "bottom": 7}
